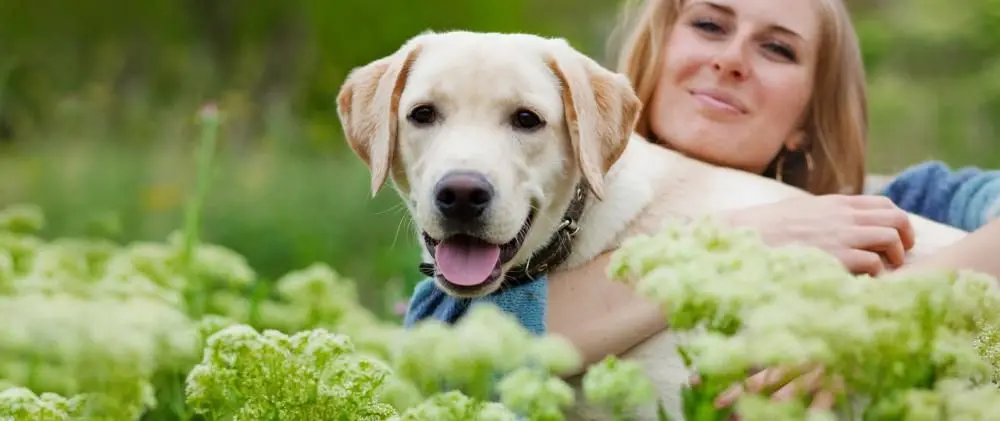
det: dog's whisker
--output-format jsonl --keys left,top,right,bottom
{"left": 405, "top": 218, "right": 418, "bottom": 238}
{"left": 389, "top": 215, "right": 411, "bottom": 250}
{"left": 374, "top": 202, "right": 408, "bottom": 216}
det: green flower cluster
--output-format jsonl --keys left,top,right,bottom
{"left": 0, "top": 387, "right": 87, "bottom": 420}
{"left": 185, "top": 325, "right": 397, "bottom": 420}
{"left": 4, "top": 204, "right": 998, "bottom": 421}
{"left": 608, "top": 216, "right": 1000, "bottom": 420}
{"left": 182, "top": 303, "right": 652, "bottom": 421}
{"left": 0, "top": 203, "right": 652, "bottom": 421}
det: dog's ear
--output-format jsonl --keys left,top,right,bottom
{"left": 545, "top": 39, "right": 641, "bottom": 201}
{"left": 337, "top": 36, "right": 427, "bottom": 196}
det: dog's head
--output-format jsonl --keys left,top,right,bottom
{"left": 337, "top": 31, "right": 640, "bottom": 297}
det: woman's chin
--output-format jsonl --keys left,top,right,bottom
{"left": 671, "top": 119, "right": 744, "bottom": 145}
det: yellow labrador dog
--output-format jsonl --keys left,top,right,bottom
{"left": 336, "top": 30, "right": 967, "bottom": 420}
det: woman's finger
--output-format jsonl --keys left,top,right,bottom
{"left": 772, "top": 366, "right": 826, "bottom": 402}
{"left": 849, "top": 226, "right": 907, "bottom": 268}
{"left": 714, "top": 366, "right": 797, "bottom": 408}
{"left": 745, "top": 366, "right": 788, "bottom": 393}
{"left": 808, "top": 388, "right": 837, "bottom": 411}
{"left": 713, "top": 364, "right": 832, "bottom": 409}
{"left": 714, "top": 382, "right": 744, "bottom": 408}
{"left": 840, "top": 248, "right": 885, "bottom": 276}
{"left": 808, "top": 373, "right": 845, "bottom": 412}
{"left": 852, "top": 209, "right": 916, "bottom": 251}
{"left": 844, "top": 194, "right": 900, "bottom": 211}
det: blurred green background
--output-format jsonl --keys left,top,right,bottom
{"left": 0, "top": 0, "right": 997, "bottom": 316}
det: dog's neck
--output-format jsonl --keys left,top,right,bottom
{"left": 417, "top": 181, "right": 589, "bottom": 288}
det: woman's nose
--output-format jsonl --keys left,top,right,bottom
{"left": 711, "top": 40, "right": 751, "bottom": 81}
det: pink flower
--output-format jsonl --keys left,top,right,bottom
{"left": 393, "top": 299, "right": 409, "bottom": 316}
{"left": 198, "top": 102, "right": 220, "bottom": 123}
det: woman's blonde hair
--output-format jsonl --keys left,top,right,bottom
{"left": 605, "top": 0, "right": 868, "bottom": 195}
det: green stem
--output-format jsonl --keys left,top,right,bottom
{"left": 181, "top": 104, "right": 221, "bottom": 319}
{"left": 0, "top": 58, "right": 17, "bottom": 115}
{"left": 247, "top": 277, "right": 272, "bottom": 327}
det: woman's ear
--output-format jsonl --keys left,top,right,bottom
{"left": 782, "top": 129, "right": 808, "bottom": 152}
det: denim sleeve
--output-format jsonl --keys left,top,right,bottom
{"left": 878, "top": 160, "right": 1000, "bottom": 231}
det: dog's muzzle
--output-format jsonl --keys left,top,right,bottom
{"left": 423, "top": 169, "right": 535, "bottom": 294}
{"left": 433, "top": 170, "right": 494, "bottom": 233}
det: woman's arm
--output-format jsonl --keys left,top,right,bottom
{"left": 893, "top": 218, "right": 1000, "bottom": 279}
{"left": 546, "top": 251, "right": 667, "bottom": 374}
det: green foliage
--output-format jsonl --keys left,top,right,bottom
{"left": 608, "top": 216, "right": 1000, "bottom": 420}
{"left": 858, "top": 0, "right": 1000, "bottom": 170}
{"left": 0, "top": 387, "right": 90, "bottom": 421}
{"left": 0, "top": 202, "right": 649, "bottom": 421}
{"left": 0, "top": 0, "right": 612, "bottom": 146}
{"left": 185, "top": 325, "right": 397, "bottom": 420}
{"left": 3, "top": 204, "right": 1000, "bottom": 420}
{"left": 582, "top": 356, "right": 657, "bottom": 417}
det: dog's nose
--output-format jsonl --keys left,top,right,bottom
{"left": 434, "top": 171, "right": 494, "bottom": 222}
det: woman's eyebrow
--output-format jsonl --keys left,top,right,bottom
{"left": 689, "top": 0, "right": 805, "bottom": 40}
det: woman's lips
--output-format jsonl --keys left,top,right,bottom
{"left": 690, "top": 89, "right": 747, "bottom": 115}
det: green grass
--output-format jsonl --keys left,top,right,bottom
{"left": 0, "top": 128, "right": 422, "bottom": 319}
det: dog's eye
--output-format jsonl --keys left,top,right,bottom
{"left": 408, "top": 105, "right": 438, "bottom": 125}
{"left": 511, "top": 109, "right": 544, "bottom": 131}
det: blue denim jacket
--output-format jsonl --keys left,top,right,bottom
{"left": 878, "top": 160, "right": 1000, "bottom": 232}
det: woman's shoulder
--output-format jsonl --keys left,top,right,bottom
{"left": 872, "top": 160, "right": 1000, "bottom": 231}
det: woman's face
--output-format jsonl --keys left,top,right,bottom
{"left": 647, "top": 0, "right": 821, "bottom": 174}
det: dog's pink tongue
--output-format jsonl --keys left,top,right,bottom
{"left": 435, "top": 239, "right": 501, "bottom": 286}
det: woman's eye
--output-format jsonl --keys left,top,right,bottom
{"left": 692, "top": 18, "right": 724, "bottom": 34}
{"left": 764, "top": 43, "right": 798, "bottom": 62}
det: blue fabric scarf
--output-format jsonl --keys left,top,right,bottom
{"left": 402, "top": 275, "right": 548, "bottom": 335}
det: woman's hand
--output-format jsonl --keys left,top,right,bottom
{"left": 693, "top": 364, "right": 843, "bottom": 414}
{"left": 720, "top": 194, "right": 916, "bottom": 276}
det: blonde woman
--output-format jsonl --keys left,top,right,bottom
{"left": 403, "top": 0, "right": 1000, "bottom": 412}
{"left": 541, "top": 0, "right": 1000, "bottom": 409}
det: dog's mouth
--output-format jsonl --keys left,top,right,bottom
{"left": 424, "top": 209, "right": 537, "bottom": 294}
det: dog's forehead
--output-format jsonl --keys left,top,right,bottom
{"left": 404, "top": 33, "right": 562, "bottom": 105}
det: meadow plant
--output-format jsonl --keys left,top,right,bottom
{"left": 1, "top": 105, "right": 998, "bottom": 420}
